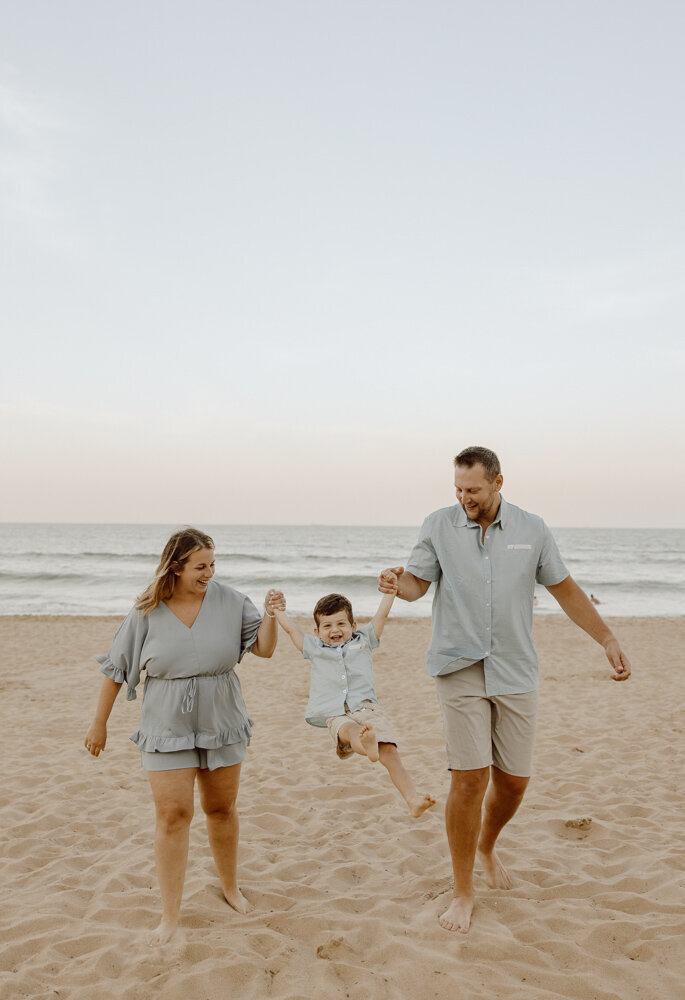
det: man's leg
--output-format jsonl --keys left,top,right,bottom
{"left": 440, "top": 766, "right": 489, "bottom": 933}
{"left": 475, "top": 689, "right": 537, "bottom": 888}
{"left": 476, "top": 767, "right": 529, "bottom": 889}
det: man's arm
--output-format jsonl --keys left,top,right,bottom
{"left": 378, "top": 566, "right": 431, "bottom": 602}
{"left": 545, "top": 576, "right": 631, "bottom": 681}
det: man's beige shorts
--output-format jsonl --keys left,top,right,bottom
{"left": 434, "top": 661, "right": 537, "bottom": 776}
{"left": 327, "top": 701, "right": 397, "bottom": 760}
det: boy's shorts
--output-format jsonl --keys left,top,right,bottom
{"left": 326, "top": 701, "right": 397, "bottom": 760}
{"left": 434, "top": 660, "right": 537, "bottom": 776}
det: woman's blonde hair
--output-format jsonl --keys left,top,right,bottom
{"left": 136, "top": 527, "right": 215, "bottom": 616}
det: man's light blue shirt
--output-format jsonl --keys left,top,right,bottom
{"left": 405, "top": 498, "right": 568, "bottom": 695}
{"left": 302, "top": 622, "right": 379, "bottom": 727}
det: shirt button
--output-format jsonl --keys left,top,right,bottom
{"left": 487, "top": 626, "right": 490, "bottom": 630}
{"left": 485, "top": 555, "right": 489, "bottom": 560}
{"left": 340, "top": 674, "right": 345, "bottom": 679}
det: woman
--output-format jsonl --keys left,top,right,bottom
{"left": 84, "top": 527, "right": 284, "bottom": 945}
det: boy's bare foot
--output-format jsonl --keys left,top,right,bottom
{"left": 476, "top": 847, "right": 512, "bottom": 889}
{"left": 409, "top": 792, "right": 437, "bottom": 818}
{"left": 439, "top": 895, "right": 474, "bottom": 934}
{"left": 224, "top": 887, "right": 254, "bottom": 914}
{"left": 359, "top": 724, "right": 379, "bottom": 762}
{"left": 147, "top": 918, "right": 178, "bottom": 946}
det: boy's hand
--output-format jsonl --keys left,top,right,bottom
{"left": 265, "top": 589, "right": 286, "bottom": 616}
{"left": 378, "top": 568, "right": 402, "bottom": 595}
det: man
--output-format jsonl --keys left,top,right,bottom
{"left": 379, "top": 446, "right": 631, "bottom": 934}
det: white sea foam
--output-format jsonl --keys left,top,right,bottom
{"left": 0, "top": 523, "right": 683, "bottom": 617}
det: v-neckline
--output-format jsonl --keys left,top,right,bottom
{"left": 162, "top": 592, "right": 207, "bottom": 630}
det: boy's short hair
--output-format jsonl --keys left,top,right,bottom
{"left": 313, "top": 593, "right": 354, "bottom": 627}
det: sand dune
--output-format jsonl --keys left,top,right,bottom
{"left": 1, "top": 614, "right": 684, "bottom": 999}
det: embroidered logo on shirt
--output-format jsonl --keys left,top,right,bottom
{"left": 507, "top": 544, "right": 532, "bottom": 550}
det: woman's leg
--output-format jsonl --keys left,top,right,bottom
{"left": 197, "top": 763, "right": 253, "bottom": 914}
{"left": 146, "top": 767, "right": 197, "bottom": 944}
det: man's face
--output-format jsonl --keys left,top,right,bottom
{"left": 454, "top": 463, "right": 503, "bottom": 523}
{"left": 315, "top": 611, "right": 356, "bottom": 646}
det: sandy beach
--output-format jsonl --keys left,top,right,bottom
{"left": 1, "top": 614, "right": 684, "bottom": 1000}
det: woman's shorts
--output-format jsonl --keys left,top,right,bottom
{"left": 140, "top": 741, "right": 247, "bottom": 772}
{"left": 327, "top": 701, "right": 397, "bottom": 760}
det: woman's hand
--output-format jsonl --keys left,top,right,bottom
{"left": 84, "top": 721, "right": 107, "bottom": 756}
{"left": 264, "top": 589, "right": 286, "bottom": 616}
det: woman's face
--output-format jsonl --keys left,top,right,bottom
{"left": 174, "top": 547, "right": 215, "bottom": 597}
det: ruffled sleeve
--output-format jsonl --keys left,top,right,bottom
{"left": 238, "top": 596, "right": 262, "bottom": 661}
{"left": 95, "top": 608, "right": 150, "bottom": 701}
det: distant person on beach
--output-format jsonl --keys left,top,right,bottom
{"left": 269, "top": 588, "right": 436, "bottom": 818}
{"left": 84, "top": 527, "right": 284, "bottom": 945}
{"left": 379, "top": 446, "right": 631, "bottom": 934}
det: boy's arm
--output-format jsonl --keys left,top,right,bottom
{"left": 370, "top": 591, "right": 396, "bottom": 640}
{"left": 273, "top": 608, "right": 306, "bottom": 653}
{"left": 264, "top": 591, "right": 305, "bottom": 653}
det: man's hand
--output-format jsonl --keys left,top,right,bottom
{"left": 603, "top": 637, "right": 632, "bottom": 681}
{"left": 378, "top": 567, "right": 403, "bottom": 594}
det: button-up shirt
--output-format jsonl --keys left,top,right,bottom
{"left": 405, "top": 497, "right": 568, "bottom": 694}
{"left": 302, "top": 622, "right": 379, "bottom": 727}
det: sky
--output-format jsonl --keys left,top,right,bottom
{"left": 1, "top": 1, "right": 683, "bottom": 527}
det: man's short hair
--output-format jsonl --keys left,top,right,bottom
{"left": 313, "top": 593, "right": 354, "bottom": 626}
{"left": 453, "top": 446, "right": 501, "bottom": 481}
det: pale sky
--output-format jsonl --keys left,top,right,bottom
{"left": 2, "top": 1, "right": 683, "bottom": 527}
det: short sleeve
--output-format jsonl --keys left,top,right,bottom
{"left": 96, "top": 608, "right": 149, "bottom": 701}
{"left": 357, "top": 622, "right": 379, "bottom": 650}
{"left": 238, "top": 596, "right": 263, "bottom": 661}
{"left": 301, "top": 633, "right": 319, "bottom": 662}
{"left": 536, "top": 524, "right": 569, "bottom": 586}
{"left": 405, "top": 516, "right": 442, "bottom": 583}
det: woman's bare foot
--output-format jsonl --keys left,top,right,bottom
{"left": 409, "top": 792, "right": 437, "bottom": 818}
{"left": 439, "top": 895, "right": 474, "bottom": 934}
{"left": 476, "top": 847, "right": 512, "bottom": 889}
{"left": 147, "top": 917, "right": 178, "bottom": 946}
{"left": 359, "top": 724, "right": 379, "bottom": 762}
{"left": 223, "top": 887, "right": 254, "bottom": 914}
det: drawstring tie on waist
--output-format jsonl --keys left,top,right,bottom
{"left": 181, "top": 676, "right": 197, "bottom": 714}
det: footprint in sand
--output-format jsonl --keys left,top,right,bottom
{"left": 565, "top": 817, "right": 592, "bottom": 830}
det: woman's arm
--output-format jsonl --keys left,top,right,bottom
{"left": 84, "top": 675, "right": 122, "bottom": 756}
{"left": 251, "top": 589, "right": 284, "bottom": 658}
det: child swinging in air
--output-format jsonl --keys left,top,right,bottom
{"left": 266, "top": 585, "right": 435, "bottom": 819}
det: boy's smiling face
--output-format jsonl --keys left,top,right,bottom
{"left": 315, "top": 610, "right": 356, "bottom": 646}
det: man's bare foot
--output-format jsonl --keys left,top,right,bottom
{"left": 223, "top": 887, "right": 254, "bottom": 914}
{"left": 439, "top": 896, "right": 474, "bottom": 934}
{"left": 147, "top": 917, "right": 178, "bottom": 946}
{"left": 359, "top": 724, "right": 379, "bottom": 762}
{"left": 409, "top": 792, "right": 437, "bottom": 818}
{"left": 476, "top": 847, "right": 512, "bottom": 889}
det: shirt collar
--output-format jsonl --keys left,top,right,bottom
{"left": 452, "top": 495, "right": 507, "bottom": 529}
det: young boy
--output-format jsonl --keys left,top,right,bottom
{"left": 267, "top": 586, "right": 436, "bottom": 819}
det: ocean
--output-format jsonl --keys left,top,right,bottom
{"left": 0, "top": 523, "right": 683, "bottom": 618}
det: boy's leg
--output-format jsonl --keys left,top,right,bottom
{"left": 337, "top": 720, "right": 380, "bottom": 762}
{"left": 378, "top": 743, "right": 436, "bottom": 818}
